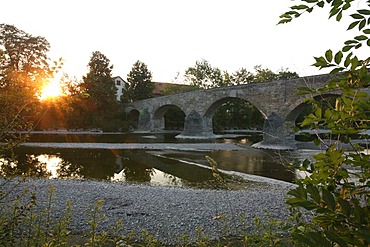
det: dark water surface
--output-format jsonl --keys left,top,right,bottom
{"left": 1, "top": 132, "right": 317, "bottom": 188}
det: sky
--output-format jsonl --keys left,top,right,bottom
{"left": 1, "top": 0, "right": 364, "bottom": 83}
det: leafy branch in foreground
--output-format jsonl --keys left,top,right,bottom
{"left": 281, "top": 0, "right": 370, "bottom": 246}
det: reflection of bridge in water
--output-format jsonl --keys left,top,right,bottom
{"left": 125, "top": 74, "right": 335, "bottom": 150}
{"left": 114, "top": 150, "right": 215, "bottom": 185}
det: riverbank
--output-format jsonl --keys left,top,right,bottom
{"left": 4, "top": 178, "right": 295, "bottom": 245}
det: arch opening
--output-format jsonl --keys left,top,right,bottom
{"left": 153, "top": 105, "right": 185, "bottom": 131}
{"left": 205, "top": 97, "right": 265, "bottom": 133}
{"left": 286, "top": 94, "right": 340, "bottom": 129}
{"left": 126, "top": 109, "right": 139, "bottom": 130}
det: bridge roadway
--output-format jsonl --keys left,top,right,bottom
{"left": 124, "top": 74, "right": 334, "bottom": 150}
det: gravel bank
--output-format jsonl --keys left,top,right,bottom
{"left": 5, "top": 178, "right": 295, "bottom": 245}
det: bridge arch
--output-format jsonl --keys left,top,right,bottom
{"left": 153, "top": 105, "right": 185, "bottom": 131}
{"left": 286, "top": 93, "right": 340, "bottom": 127}
{"left": 204, "top": 97, "right": 266, "bottom": 132}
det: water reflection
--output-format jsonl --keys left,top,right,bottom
{"left": 150, "top": 148, "right": 297, "bottom": 182}
{"left": 0, "top": 147, "right": 220, "bottom": 188}
{"left": 0, "top": 132, "right": 305, "bottom": 187}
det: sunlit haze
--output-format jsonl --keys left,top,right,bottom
{"left": 2, "top": 0, "right": 368, "bottom": 82}
{"left": 39, "top": 80, "right": 64, "bottom": 101}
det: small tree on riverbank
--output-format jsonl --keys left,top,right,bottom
{"left": 280, "top": 1, "right": 370, "bottom": 245}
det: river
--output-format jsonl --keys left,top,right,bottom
{"left": 0, "top": 131, "right": 320, "bottom": 188}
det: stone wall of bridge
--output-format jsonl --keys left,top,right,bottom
{"left": 124, "top": 74, "right": 334, "bottom": 149}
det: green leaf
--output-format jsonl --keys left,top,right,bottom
{"left": 334, "top": 51, "right": 343, "bottom": 64}
{"left": 330, "top": 67, "right": 344, "bottom": 74}
{"left": 286, "top": 198, "right": 318, "bottom": 210}
{"left": 355, "top": 43, "right": 362, "bottom": 49}
{"left": 287, "top": 185, "right": 307, "bottom": 199}
{"left": 306, "top": 183, "right": 321, "bottom": 203}
{"left": 278, "top": 19, "right": 291, "bottom": 25}
{"left": 342, "top": 2, "right": 351, "bottom": 10}
{"left": 342, "top": 45, "right": 353, "bottom": 52}
{"left": 325, "top": 50, "right": 333, "bottom": 62}
{"left": 315, "top": 107, "right": 322, "bottom": 118}
{"left": 363, "top": 29, "right": 370, "bottom": 34}
{"left": 285, "top": 10, "right": 300, "bottom": 16}
{"left": 344, "top": 39, "right": 357, "bottom": 45}
{"left": 357, "top": 227, "right": 370, "bottom": 243}
{"left": 324, "top": 230, "right": 347, "bottom": 247}
{"left": 359, "top": 19, "right": 366, "bottom": 30}
{"left": 318, "top": 1, "right": 325, "bottom": 7}
{"left": 280, "top": 13, "right": 292, "bottom": 19}
{"left": 313, "top": 56, "right": 330, "bottom": 68}
{"left": 354, "top": 35, "right": 367, "bottom": 41}
{"left": 331, "top": 0, "right": 342, "bottom": 7}
{"left": 303, "top": 0, "right": 318, "bottom": 3}
{"left": 358, "top": 9, "right": 370, "bottom": 15}
{"left": 347, "top": 21, "right": 360, "bottom": 30}
{"left": 337, "top": 198, "right": 351, "bottom": 217}
{"left": 302, "top": 159, "right": 311, "bottom": 169}
{"left": 329, "top": 7, "right": 340, "bottom": 18}
{"left": 291, "top": 4, "right": 309, "bottom": 10}
{"left": 367, "top": 39, "right": 370, "bottom": 47}
{"left": 336, "top": 11, "right": 342, "bottom": 21}
{"left": 322, "top": 188, "right": 336, "bottom": 211}
{"left": 313, "top": 138, "right": 321, "bottom": 146}
{"left": 344, "top": 52, "right": 352, "bottom": 67}
{"left": 351, "top": 13, "right": 364, "bottom": 19}
{"left": 306, "top": 232, "right": 332, "bottom": 247}
{"left": 351, "top": 56, "right": 359, "bottom": 70}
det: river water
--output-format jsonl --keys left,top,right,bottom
{"left": 1, "top": 132, "right": 320, "bottom": 188}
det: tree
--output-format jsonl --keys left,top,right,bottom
{"left": 280, "top": 1, "right": 370, "bottom": 246}
{"left": 123, "top": 60, "right": 154, "bottom": 102}
{"left": 82, "top": 51, "right": 116, "bottom": 110}
{"left": 230, "top": 68, "right": 255, "bottom": 85}
{"left": 0, "top": 24, "right": 54, "bottom": 148}
{"left": 79, "top": 51, "right": 123, "bottom": 130}
{"left": 184, "top": 59, "right": 229, "bottom": 89}
{"left": 244, "top": 65, "right": 299, "bottom": 83}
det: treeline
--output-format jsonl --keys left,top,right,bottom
{"left": 0, "top": 23, "right": 298, "bottom": 133}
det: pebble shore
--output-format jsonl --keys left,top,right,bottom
{"left": 6, "top": 177, "right": 295, "bottom": 245}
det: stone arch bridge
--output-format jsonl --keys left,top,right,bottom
{"left": 124, "top": 74, "right": 335, "bottom": 149}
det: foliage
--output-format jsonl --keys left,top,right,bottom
{"left": 184, "top": 60, "right": 298, "bottom": 89}
{"left": 82, "top": 51, "right": 117, "bottom": 110}
{"left": 0, "top": 182, "right": 73, "bottom": 246}
{"left": 77, "top": 51, "right": 123, "bottom": 130}
{"left": 230, "top": 68, "right": 255, "bottom": 85}
{"left": 184, "top": 59, "right": 227, "bottom": 89}
{"left": 253, "top": 65, "right": 298, "bottom": 83}
{"left": 0, "top": 24, "right": 58, "bottom": 150}
{"left": 280, "top": 1, "right": 370, "bottom": 246}
{"left": 213, "top": 98, "right": 264, "bottom": 131}
{"left": 123, "top": 60, "right": 154, "bottom": 102}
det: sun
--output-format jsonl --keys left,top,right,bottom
{"left": 39, "top": 80, "right": 64, "bottom": 101}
